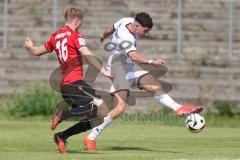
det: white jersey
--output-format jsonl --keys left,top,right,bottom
{"left": 107, "top": 18, "right": 137, "bottom": 72}
{"left": 106, "top": 18, "right": 149, "bottom": 93}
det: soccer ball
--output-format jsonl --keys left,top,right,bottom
{"left": 185, "top": 113, "right": 205, "bottom": 133}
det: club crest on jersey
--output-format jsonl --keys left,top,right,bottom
{"left": 78, "top": 38, "right": 86, "bottom": 46}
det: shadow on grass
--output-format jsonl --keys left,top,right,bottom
{"left": 67, "top": 150, "right": 102, "bottom": 154}
{"left": 105, "top": 146, "right": 181, "bottom": 154}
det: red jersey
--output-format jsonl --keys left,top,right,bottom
{"left": 44, "top": 26, "right": 86, "bottom": 85}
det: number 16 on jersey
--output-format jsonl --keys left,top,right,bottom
{"left": 56, "top": 38, "right": 68, "bottom": 62}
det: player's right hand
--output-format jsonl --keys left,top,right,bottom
{"left": 152, "top": 58, "right": 166, "bottom": 66}
{"left": 24, "top": 37, "right": 33, "bottom": 49}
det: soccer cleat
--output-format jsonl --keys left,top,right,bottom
{"left": 54, "top": 133, "right": 67, "bottom": 154}
{"left": 83, "top": 136, "right": 96, "bottom": 151}
{"left": 51, "top": 109, "right": 62, "bottom": 130}
{"left": 176, "top": 105, "right": 203, "bottom": 116}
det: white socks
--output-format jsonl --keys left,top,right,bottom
{"left": 154, "top": 94, "right": 181, "bottom": 111}
{"left": 88, "top": 114, "right": 113, "bottom": 140}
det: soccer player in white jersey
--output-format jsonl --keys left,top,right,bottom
{"left": 83, "top": 12, "right": 203, "bottom": 151}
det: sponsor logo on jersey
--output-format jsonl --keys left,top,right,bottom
{"left": 55, "top": 31, "right": 71, "bottom": 40}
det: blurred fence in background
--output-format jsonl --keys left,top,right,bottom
{"left": 1, "top": 0, "right": 240, "bottom": 56}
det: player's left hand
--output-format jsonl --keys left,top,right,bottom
{"left": 103, "top": 70, "right": 114, "bottom": 80}
{"left": 100, "top": 67, "right": 114, "bottom": 79}
{"left": 152, "top": 58, "right": 166, "bottom": 66}
{"left": 24, "top": 37, "right": 33, "bottom": 49}
{"left": 99, "top": 35, "right": 105, "bottom": 43}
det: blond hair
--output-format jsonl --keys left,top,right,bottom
{"left": 65, "top": 8, "right": 85, "bottom": 22}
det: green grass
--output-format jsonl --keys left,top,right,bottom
{"left": 0, "top": 120, "right": 240, "bottom": 160}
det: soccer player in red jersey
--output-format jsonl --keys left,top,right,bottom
{"left": 24, "top": 8, "right": 111, "bottom": 154}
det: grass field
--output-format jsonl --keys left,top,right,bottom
{"left": 0, "top": 120, "right": 240, "bottom": 160}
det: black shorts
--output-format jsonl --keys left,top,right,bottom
{"left": 60, "top": 80, "right": 101, "bottom": 117}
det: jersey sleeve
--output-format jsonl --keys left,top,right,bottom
{"left": 113, "top": 18, "right": 126, "bottom": 30}
{"left": 44, "top": 35, "right": 55, "bottom": 52}
{"left": 74, "top": 34, "right": 86, "bottom": 49}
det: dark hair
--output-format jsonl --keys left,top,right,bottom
{"left": 135, "top": 12, "right": 153, "bottom": 29}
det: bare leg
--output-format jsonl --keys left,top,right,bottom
{"left": 87, "top": 90, "right": 129, "bottom": 140}
{"left": 109, "top": 90, "right": 128, "bottom": 119}
{"left": 138, "top": 74, "right": 181, "bottom": 111}
{"left": 138, "top": 73, "right": 172, "bottom": 95}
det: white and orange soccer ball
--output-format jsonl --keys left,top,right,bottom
{"left": 185, "top": 113, "right": 205, "bottom": 133}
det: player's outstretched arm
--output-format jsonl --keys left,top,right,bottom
{"left": 99, "top": 25, "right": 115, "bottom": 43}
{"left": 79, "top": 46, "right": 112, "bottom": 78}
{"left": 128, "top": 51, "right": 166, "bottom": 66}
{"left": 24, "top": 37, "right": 48, "bottom": 56}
